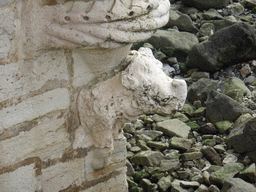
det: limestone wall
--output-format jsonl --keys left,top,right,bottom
{"left": 0, "top": 2, "right": 131, "bottom": 191}
{"left": 0, "top": 0, "right": 175, "bottom": 191}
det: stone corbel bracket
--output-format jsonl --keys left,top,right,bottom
{"left": 78, "top": 48, "right": 187, "bottom": 170}
{"left": 12, "top": 0, "right": 170, "bottom": 59}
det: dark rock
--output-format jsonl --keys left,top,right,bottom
{"left": 180, "top": 0, "right": 230, "bottom": 9}
{"left": 186, "top": 23, "right": 256, "bottom": 72}
{"left": 221, "top": 178, "right": 256, "bottom": 192}
{"left": 187, "top": 78, "right": 219, "bottom": 104}
{"left": 147, "top": 29, "right": 198, "bottom": 60}
{"left": 205, "top": 91, "right": 253, "bottom": 123}
{"left": 201, "top": 146, "right": 222, "bottom": 165}
{"left": 210, "top": 163, "right": 244, "bottom": 187}
{"left": 226, "top": 118, "right": 256, "bottom": 163}
{"left": 160, "top": 159, "right": 181, "bottom": 172}
{"left": 198, "top": 123, "right": 218, "bottom": 134}
{"left": 130, "top": 151, "right": 164, "bottom": 167}
{"left": 167, "top": 10, "right": 198, "bottom": 33}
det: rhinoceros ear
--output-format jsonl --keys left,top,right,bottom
{"left": 121, "top": 74, "right": 139, "bottom": 90}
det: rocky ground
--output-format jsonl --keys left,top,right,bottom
{"left": 125, "top": 0, "right": 256, "bottom": 191}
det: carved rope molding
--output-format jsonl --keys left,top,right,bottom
{"left": 13, "top": 0, "right": 170, "bottom": 59}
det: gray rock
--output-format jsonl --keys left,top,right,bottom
{"left": 138, "top": 130, "right": 163, "bottom": 141}
{"left": 157, "top": 175, "right": 173, "bottom": 192}
{"left": 126, "top": 160, "right": 135, "bottom": 176}
{"left": 210, "top": 163, "right": 244, "bottom": 186}
{"left": 209, "top": 184, "right": 220, "bottom": 192}
{"left": 199, "top": 123, "right": 218, "bottom": 134}
{"left": 242, "top": 0, "right": 256, "bottom": 8}
{"left": 221, "top": 178, "right": 256, "bottom": 192}
{"left": 151, "top": 114, "right": 170, "bottom": 122}
{"left": 214, "top": 121, "right": 233, "bottom": 134}
{"left": 160, "top": 159, "right": 180, "bottom": 172}
{"left": 182, "top": 103, "right": 195, "bottom": 116}
{"left": 214, "top": 144, "right": 226, "bottom": 154}
{"left": 195, "top": 184, "right": 209, "bottom": 192}
{"left": 130, "top": 150, "right": 164, "bottom": 166}
{"left": 134, "top": 132, "right": 152, "bottom": 142}
{"left": 201, "top": 146, "right": 222, "bottom": 165}
{"left": 202, "top": 8, "right": 223, "bottom": 20}
{"left": 130, "top": 146, "right": 141, "bottom": 153}
{"left": 226, "top": 118, "right": 256, "bottom": 163}
{"left": 164, "top": 149, "right": 180, "bottom": 159}
{"left": 171, "top": 179, "right": 188, "bottom": 192}
{"left": 169, "top": 137, "right": 193, "bottom": 151}
{"left": 206, "top": 91, "right": 252, "bottom": 123}
{"left": 137, "top": 140, "right": 151, "bottom": 151}
{"left": 239, "top": 163, "right": 256, "bottom": 182}
{"left": 140, "top": 178, "right": 158, "bottom": 192}
{"left": 187, "top": 78, "right": 219, "bottom": 104}
{"left": 199, "top": 23, "right": 215, "bottom": 37}
{"left": 156, "top": 119, "right": 191, "bottom": 138}
{"left": 190, "top": 71, "right": 210, "bottom": 80}
{"left": 173, "top": 112, "right": 190, "bottom": 122}
{"left": 127, "top": 176, "right": 138, "bottom": 188}
{"left": 227, "top": 3, "right": 244, "bottom": 16}
{"left": 186, "top": 23, "right": 256, "bottom": 72}
{"left": 167, "top": 10, "right": 198, "bottom": 33}
{"left": 147, "top": 141, "right": 167, "bottom": 151}
{"left": 148, "top": 29, "right": 198, "bottom": 56}
{"left": 180, "top": 152, "right": 203, "bottom": 161}
{"left": 180, "top": 0, "right": 230, "bottom": 9}
{"left": 123, "top": 123, "right": 136, "bottom": 133}
{"left": 221, "top": 77, "right": 251, "bottom": 97}
{"left": 240, "top": 64, "right": 251, "bottom": 78}
{"left": 201, "top": 16, "right": 237, "bottom": 31}
{"left": 180, "top": 181, "right": 200, "bottom": 188}
{"left": 222, "top": 154, "right": 238, "bottom": 165}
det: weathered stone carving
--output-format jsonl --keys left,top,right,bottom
{"left": 15, "top": 0, "right": 170, "bottom": 59}
{"left": 78, "top": 48, "right": 187, "bottom": 169}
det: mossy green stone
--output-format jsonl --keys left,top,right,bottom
{"left": 173, "top": 112, "right": 189, "bottom": 122}
{"left": 215, "top": 121, "right": 233, "bottom": 133}
{"left": 132, "top": 170, "right": 150, "bottom": 183}
{"left": 129, "top": 186, "right": 144, "bottom": 192}
{"left": 193, "top": 107, "right": 206, "bottom": 117}
{"left": 202, "top": 139, "right": 216, "bottom": 147}
{"left": 157, "top": 175, "right": 173, "bottom": 192}
{"left": 179, "top": 62, "right": 187, "bottom": 73}
{"left": 162, "top": 47, "right": 175, "bottom": 57}
{"left": 182, "top": 103, "right": 195, "bottom": 116}
{"left": 186, "top": 121, "right": 200, "bottom": 131}
{"left": 150, "top": 172, "right": 165, "bottom": 183}
{"left": 147, "top": 141, "right": 167, "bottom": 151}
{"left": 210, "top": 163, "right": 244, "bottom": 185}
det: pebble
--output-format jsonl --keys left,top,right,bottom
{"left": 124, "top": 1, "right": 256, "bottom": 191}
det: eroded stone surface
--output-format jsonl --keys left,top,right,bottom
{"left": 13, "top": 0, "right": 170, "bottom": 60}
{"left": 78, "top": 48, "right": 187, "bottom": 169}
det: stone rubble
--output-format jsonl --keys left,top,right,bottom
{"left": 126, "top": 0, "right": 256, "bottom": 191}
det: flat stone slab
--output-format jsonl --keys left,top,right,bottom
{"left": 156, "top": 119, "right": 191, "bottom": 138}
{"left": 130, "top": 150, "right": 164, "bottom": 167}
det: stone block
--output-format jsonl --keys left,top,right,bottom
{"left": 0, "top": 50, "right": 68, "bottom": 102}
{"left": 0, "top": 117, "right": 71, "bottom": 167}
{"left": 42, "top": 159, "right": 85, "bottom": 192}
{"left": 0, "top": 88, "right": 70, "bottom": 129}
{"left": 83, "top": 168, "right": 128, "bottom": 192}
{"left": 72, "top": 45, "right": 131, "bottom": 87}
{"left": 0, "top": 163, "right": 41, "bottom": 192}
